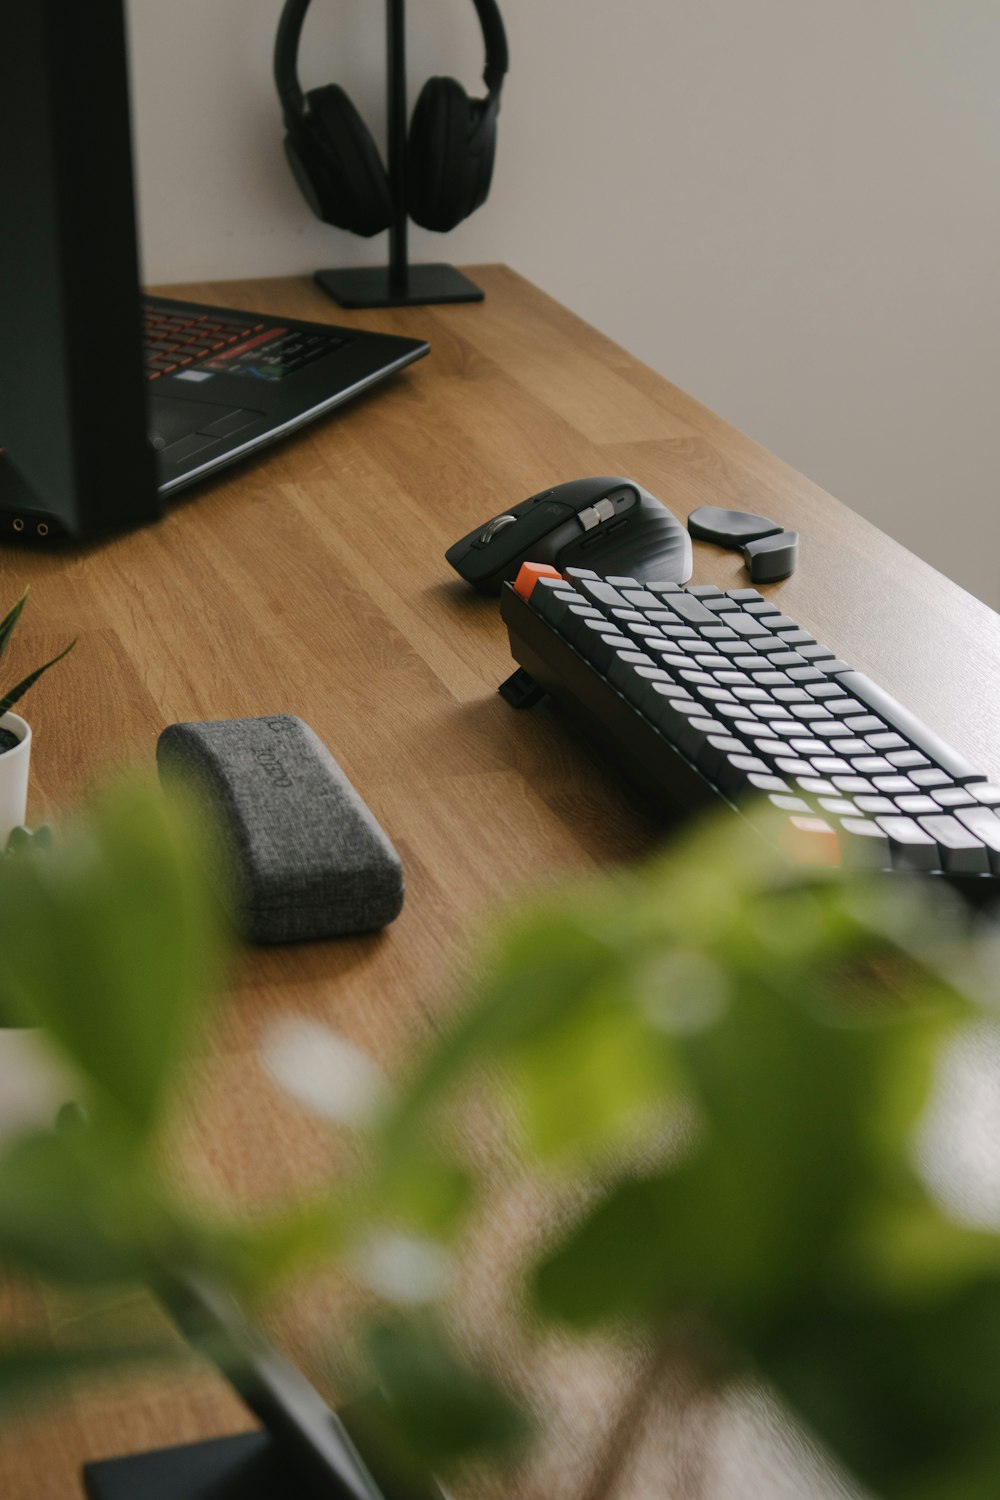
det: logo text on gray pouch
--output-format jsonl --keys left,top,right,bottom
{"left": 253, "top": 745, "right": 292, "bottom": 788}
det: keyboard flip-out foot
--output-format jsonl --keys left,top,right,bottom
{"left": 500, "top": 667, "right": 546, "bottom": 709}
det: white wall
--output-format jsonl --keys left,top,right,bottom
{"left": 127, "top": 0, "right": 1000, "bottom": 609}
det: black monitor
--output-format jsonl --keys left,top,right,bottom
{"left": 0, "top": 0, "right": 428, "bottom": 546}
{"left": 0, "top": 0, "right": 160, "bottom": 541}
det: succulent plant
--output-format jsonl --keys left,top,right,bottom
{"left": 0, "top": 590, "right": 75, "bottom": 724}
{"left": 3, "top": 825, "right": 53, "bottom": 858}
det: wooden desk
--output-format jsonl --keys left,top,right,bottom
{"left": 2, "top": 266, "right": 999, "bottom": 1499}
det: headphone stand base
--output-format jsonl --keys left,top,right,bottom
{"left": 314, "top": 263, "right": 483, "bottom": 308}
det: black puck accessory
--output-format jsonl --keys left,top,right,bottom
{"left": 742, "top": 530, "right": 799, "bottom": 583}
{"left": 686, "top": 506, "right": 784, "bottom": 545}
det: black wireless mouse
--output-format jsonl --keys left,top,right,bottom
{"left": 445, "top": 477, "right": 693, "bottom": 594}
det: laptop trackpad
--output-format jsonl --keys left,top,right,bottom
{"left": 149, "top": 395, "right": 262, "bottom": 451}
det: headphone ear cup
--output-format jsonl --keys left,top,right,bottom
{"left": 301, "top": 84, "right": 394, "bottom": 236}
{"left": 407, "top": 76, "right": 496, "bottom": 232}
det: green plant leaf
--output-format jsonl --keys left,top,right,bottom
{"left": 0, "top": 779, "right": 225, "bottom": 1136}
{"left": 0, "top": 1337, "right": 174, "bottom": 1415}
{"left": 0, "top": 590, "right": 27, "bottom": 663}
{"left": 0, "top": 637, "right": 76, "bottom": 717}
{"left": 363, "top": 1314, "right": 531, "bottom": 1471}
{"left": 0, "top": 1129, "right": 163, "bottom": 1283}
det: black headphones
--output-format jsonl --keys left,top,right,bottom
{"left": 274, "top": 0, "right": 508, "bottom": 237}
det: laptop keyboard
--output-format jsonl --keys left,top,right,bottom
{"left": 142, "top": 302, "right": 347, "bottom": 383}
{"left": 499, "top": 565, "right": 1000, "bottom": 896}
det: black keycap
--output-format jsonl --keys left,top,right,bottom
{"left": 885, "top": 749, "right": 930, "bottom": 770}
{"left": 608, "top": 649, "right": 656, "bottom": 691}
{"left": 930, "top": 786, "right": 975, "bottom": 808}
{"left": 768, "top": 793, "right": 812, "bottom": 813}
{"left": 697, "top": 735, "right": 751, "bottom": 779}
{"left": 747, "top": 772, "right": 790, "bottom": 794}
{"left": 669, "top": 594, "right": 718, "bottom": 624}
{"left": 724, "top": 612, "right": 767, "bottom": 636}
{"left": 712, "top": 750, "right": 769, "bottom": 793}
{"left": 828, "top": 699, "right": 867, "bottom": 717}
{"left": 776, "top": 757, "right": 814, "bottom": 777}
{"left": 576, "top": 623, "right": 627, "bottom": 668}
{"left": 647, "top": 693, "right": 712, "bottom": 752}
{"left": 854, "top": 795, "right": 897, "bottom": 815}
{"left": 786, "top": 666, "right": 825, "bottom": 682}
{"left": 818, "top": 796, "right": 857, "bottom": 817}
{"left": 872, "top": 775, "right": 916, "bottom": 795}
{"left": 895, "top": 794, "right": 941, "bottom": 816}
{"left": 954, "top": 808, "right": 1000, "bottom": 872}
{"left": 832, "top": 775, "right": 874, "bottom": 795}
{"left": 877, "top": 816, "right": 939, "bottom": 871}
{"left": 789, "top": 703, "right": 834, "bottom": 722}
{"left": 616, "top": 664, "right": 673, "bottom": 710}
{"left": 620, "top": 589, "right": 662, "bottom": 608}
{"left": 836, "top": 671, "right": 986, "bottom": 784}
{"left": 916, "top": 814, "right": 990, "bottom": 875}
{"left": 838, "top": 817, "right": 891, "bottom": 869}
{"left": 797, "top": 776, "right": 838, "bottom": 796}
{"left": 578, "top": 579, "right": 630, "bottom": 609}
{"left": 798, "top": 643, "right": 836, "bottom": 660}
{"left": 909, "top": 768, "right": 952, "bottom": 788}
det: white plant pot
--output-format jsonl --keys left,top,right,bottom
{"left": 0, "top": 1028, "right": 78, "bottom": 1139}
{"left": 0, "top": 712, "right": 30, "bottom": 848}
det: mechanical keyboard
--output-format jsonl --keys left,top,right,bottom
{"left": 498, "top": 563, "right": 1000, "bottom": 901}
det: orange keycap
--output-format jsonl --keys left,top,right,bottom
{"left": 781, "top": 814, "right": 842, "bottom": 866}
{"left": 513, "top": 561, "right": 563, "bottom": 601}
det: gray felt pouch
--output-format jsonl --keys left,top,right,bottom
{"left": 156, "top": 715, "right": 404, "bottom": 944}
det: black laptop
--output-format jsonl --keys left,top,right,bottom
{"left": 143, "top": 292, "right": 428, "bottom": 497}
{"left": 0, "top": 0, "right": 428, "bottom": 543}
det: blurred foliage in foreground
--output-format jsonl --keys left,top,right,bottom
{"left": 0, "top": 784, "right": 999, "bottom": 1499}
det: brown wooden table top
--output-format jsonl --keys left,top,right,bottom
{"left": 1, "top": 264, "right": 998, "bottom": 1499}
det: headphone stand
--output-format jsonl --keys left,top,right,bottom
{"left": 314, "top": 0, "right": 484, "bottom": 308}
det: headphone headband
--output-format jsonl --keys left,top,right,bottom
{"left": 274, "top": 0, "right": 508, "bottom": 126}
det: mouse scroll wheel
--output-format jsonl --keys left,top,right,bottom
{"left": 479, "top": 515, "right": 519, "bottom": 544}
{"left": 577, "top": 498, "right": 616, "bottom": 531}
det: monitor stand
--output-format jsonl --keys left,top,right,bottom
{"left": 84, "top": 1396, "right": 445, "bottom": 1500}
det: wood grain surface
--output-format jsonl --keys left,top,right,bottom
{"left": 0, "top": 265, "right": 997, "bottom": 1500}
